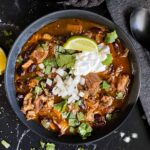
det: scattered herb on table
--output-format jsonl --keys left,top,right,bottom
{"left": 1, "top": 140, "right": 10, "bottom": 149}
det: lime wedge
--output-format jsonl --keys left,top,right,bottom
{"left": 63, "top": 36, "right": 98, "bottom": 52}
{"left": 0, "top": 47, "right": 7, "bottom": 75}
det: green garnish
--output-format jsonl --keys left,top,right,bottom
{"left": 56, "top": 45, "right": 78, "bottom": 54}
{"left": 42, "top": 58, "right": 57, "bottom": 74}
{"left": 101, "top": 81, "right": 110, "bottom": 90}
{"left": 2, "top": 30, "right": 12, "bottom": 37}
{"left": 41, "top": 42, "right": 49, "bottom": 51}
{"left": 53, "top": 100, "right": 67, "bottom": 112}
{"left": 68, "top": 112, "right": 76, "bottom": 119}
{"left": 40, "top": 141, "right": 46, "bottom": 148}
{"left": 35, "top": 76, "right": 43, "bottom": 81}
{"left": 62, "top": 112, "right": 70, "bottom": 119}
{"left": 56, "top": 45, "right": 65, "bottom": 53}
{"left": 78, "top": 147, "right": 85, "bottom": 150}
{"left": 106, "top": 113, "right": 112, "bottom": 121}
{"left": 1, "top": 140, "right": 10, "bottom": 149}
{"left": 43, "top": 66, "right": 51, "bottom": 74}
{"left": 43, "top": 58, "right": 57, "bottom": 67}
{"left": 68, "top": 118, "right": 80, "bottom": 127}
{"left": 78, "top": 123, "right": 93, "bottom": 139}
{"left": 76, "top": 100, "right": 83, "bottom": 106}
{"left": 77, "top": 112, "right": 85, "bottom": 121}
{"left": 56, "top": 54, "right": 76, "bottom": 69}
{"left": 116, "top": 92, "right": 124, "bottom": 99}
{"left": 16, "top": 56, "right": 23, "bottom": 64}
{"left": 104, "top": 30, "right": 118, "bottom": 43}
{"left": 46, "top": 143, "right": 55, "bottom": 150}
{"left": 30, "top": 148, "right": 35, "bottom": 150}
{"left": 68, "top": 112, "right": 79, "bottom": 127}
{"left": 34, "top": 86, "right": 42, "bottom": 95}
{"left": 102, "top": 54, "right": 112, "bottom": 66}
{"left": 69, "top": 127, "right": 76, "bottom": 133}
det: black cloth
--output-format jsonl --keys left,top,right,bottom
{"left": 106, "top": 0, "right": 150, "bottom": 125}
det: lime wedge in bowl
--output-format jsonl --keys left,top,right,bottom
{"left": 0, "top": 47, "right": 7, "bottom": 75}
{"left": 63, "top": 36, "right": 98, "bottom": 52}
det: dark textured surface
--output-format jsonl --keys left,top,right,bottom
{"left": 0, "top": 0, "right": 150, "bottom": 150}
{"left": 106, "top": 0, "right": 150, "bottom": 126}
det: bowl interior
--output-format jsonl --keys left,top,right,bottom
{"left": 5, "top": 10, "right": 140, "bottom": 145}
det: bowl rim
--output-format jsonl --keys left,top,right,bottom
{"left": 5, "top": 9, "right": 141, "bottom": 145}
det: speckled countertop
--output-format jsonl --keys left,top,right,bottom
{"left": 0, "top": 0, "right": 150, "bottom": 150}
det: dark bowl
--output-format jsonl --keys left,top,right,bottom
{"left": 5, "top": 10, "right": 140, "bottom": 145}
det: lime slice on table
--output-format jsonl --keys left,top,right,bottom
{"left": 63, "top": 36, "right": 98, "bottom": 52}
{"left": 0, "top": 47, "right": 7, "bottom": 75}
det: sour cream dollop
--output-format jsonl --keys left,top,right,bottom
{"left": 73, "top": 43, "right": 110, "bottom": 76}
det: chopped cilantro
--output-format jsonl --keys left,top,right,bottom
{"left": 78, "top": 123, "right": 93, "bottom": 139}
{"left": 102, "top": 54, "right": 112, "bottom": 66}
{"left": 56, "top": 54, "right": 76, "bottom": 69}
{"left": 78, "top": 147, "right": 85, "bottom": 150}
{"left": 46, "top": 143, "right": 55, "bottom": 150}
{"left": 56, "top": 45, "right": 65, "bottom": 53}
{"left": 76, "top": 100, "right": 83, "bottom": 106}
{"left": 77, "top": 112, "right": 85, "bottom": 121}
{"left": 2, "top": 30, "right": 12, "bottom": 37}
{"left": 35, "top": 76, "right": 43, "bottom": 81}
{"left": 34, "top": 86, "right": 42, "bottom": 95}
{"left": 62, "top": 112, "right": 70, "bottom": 119}
{"left": 56, "top": 45, "right": 77, "bottom": 54}
{"left": 68, "top": 118, "right": 80, "bottom": 127}
{"left": 43, "top": 66, "right": 51, "bottom": 74}
{"left": 41, "top": 42, "right": 49, "bottom": 51}
{"left": 101, "top": 81, "right": 110, "bottom": 90}
{"left": 16, "top": 56, "right": 23, "bottom": 64}
{"left": 53, "top": 100, "right": 67, "bottom": 112}
{"left": 116, "top": 92, "right": 124, "bottom": 99}
{"left": 69, "top": 127, "right": 76, "bottom": 133}
{"left": 105, "top": 30, "right": 118, "bottom": 43}
{"left": 106, "top": 113, "right": 112, "bottom": 121}
{"left": 68, "top": 112, "right": 76, "bottom": 119}
{"left": 1, "top": 140, "right": 10, "bottom": 149}
{"left": 43, "top": 58, "right": 57, "bottom": 67}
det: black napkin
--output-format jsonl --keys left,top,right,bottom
{"left": 106, "top": 0, "right": 150, "bottom": 125}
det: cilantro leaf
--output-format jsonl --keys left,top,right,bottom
{"left": 78, "top": 123, "right": 93, "bottom": 139}
{"left": 34, "top": 86, "right": 42, "bottom": 95}
{"left": 102, "top": 54, "right": 112, "bottom": 66}
{"left": 101, "top": 81, "right": 110, "bottom": 90}
{"left": 116, "top": 92, "right": 124, "bottom": 99}
{"left": 56, "top": 54, "right": 76, "bottom": 69}
{"left": 105, "top": 30, "right": 118, "bottom": 43}
{"left": 53, "top": 100, "right": 67, "bottom": 112}
{"left": 77, "top": 112, "right": 85, "bottom": 121}
{"left": 69, "top": 127, "right": 76, "bottom": 133}
{"left": 68, "top": 118, "right": 80, "bottom": 127}
{"left": 46, "top": 143, "right": 55, "bottom": 150}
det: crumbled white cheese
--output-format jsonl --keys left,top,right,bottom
{"left": 52, "top": 75, "right": 85, "bottom": 103}
{"left": 52, "top": 68, "right": 56, "bottom": 73}
{"left": 38, "top": 63, "right": 44, "bottom": 69}
{"left": 120, "top": 132, "right": 125, "bottom": 138}
{"left": 56, "top": 68, "right": 67, "bottom": 77}
{"left": 46, "top": 79, "right": 52, "bottom": 86}
{"left": 123, "top": 136, "right": 131, "bottom": 143}
{"left": 131, "top": 133, "right": 138, "bottom": 139}
{"left": 79, "top": 91, "right": 84, "bottom": 97}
